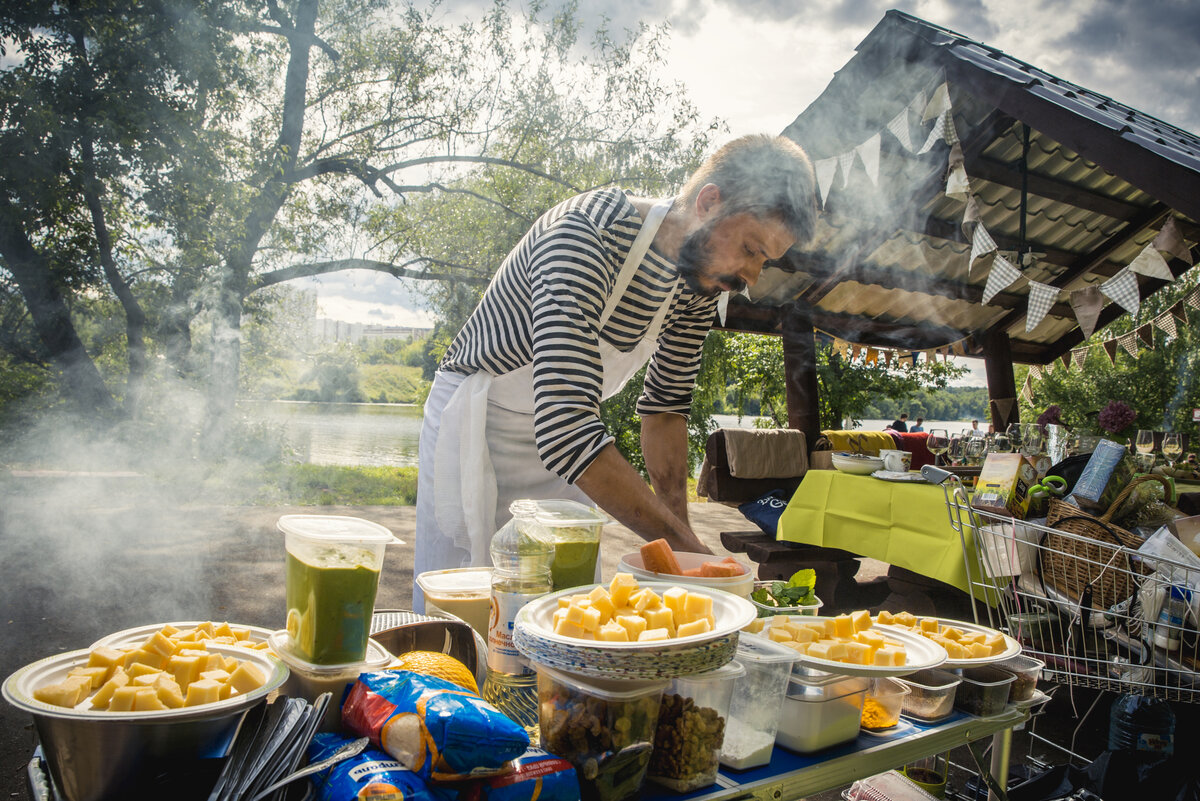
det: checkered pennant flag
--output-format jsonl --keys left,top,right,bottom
{"left": 838, "top": 150, "right": 857, "bottom": 188}
{"left": 1153, "top": 312, "right": 1177, "bottom": 339}
{"left": 1118, "top": 332, "right": 1140, "bottom": 358}
{"left": 983, "top": 254, "right": 1021, "bottom": 304}
{"left": 1072, "top": 348, "right": 1089, "bottom": 369}
{"left": 1187, "top": 288, "right": 1200, "bottom": 311}
{"left": 1026, "top": 281, "right": 1059, "bottom": 332}
{"left": 917, "top": 110, "right": 958, "bottom": 154}
{"left": 1100, "top": 267, "right": 1140, "bottom": 315}
{"left": 887, "top": 105, "right": 916, "bottom": 152}
{"left": 814, "top": 157, "right": 837, "bottom": 208}
{"left": 970, "top": 223, "right": 998, "bottom": 273}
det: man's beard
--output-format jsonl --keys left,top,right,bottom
{"left": 676, "top": 222, "right": 745, "bottom": 298}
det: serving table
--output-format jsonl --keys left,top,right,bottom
{"left": 643, "top": 705, "right": 1030, "bottom": 801}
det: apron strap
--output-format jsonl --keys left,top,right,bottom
{"left": 598, "top": 200, "right": 672, "bottom": 329}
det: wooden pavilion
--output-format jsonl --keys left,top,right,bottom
{"left": 719, "top": 10, "right": 1200, "bottom": 447}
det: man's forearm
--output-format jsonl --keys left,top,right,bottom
{"left": 575, "top": 443, "right": 712, "bottom": 554}
{"left": 641, "top": 412, "right": 690, "bottom": 526}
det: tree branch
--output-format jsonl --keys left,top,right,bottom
{"left": 376, "top": 155, "right": 579, "bottom": 191}
{"left": 247, "top": 257, "right": 490, "bottom": 293}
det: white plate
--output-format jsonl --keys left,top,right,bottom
{"left": 513, "top": 582, "right": 756, "bottom": 679}
{"left": 871, "top": 470, "right": 928, "bottom": 483}
{"left": 877, "top": 617, "right": 1021, "bottom": 667}
{"left": 756, "top": 615, "right": 947, "bottom": 678}
{"left": 832, "top": 453, "right": 884, "bottom": 476}
{"left": 91, "top": 621, "right": 274, "bottom": 651}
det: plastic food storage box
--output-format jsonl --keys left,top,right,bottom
{"left": 749, "top": 581, "right": 824, "bottom": 616}
{"left": 995, "top": 654, "right": 1044, "bottom": 702}
{"left": 954, "top": 665, "right": 1015, "bottom": 717}
{"left": 777, "top": 673, "right": 868, "bottom": 753}
{"left": 861, "top": 677, "right": 910, "bottom": 730}
{"left": 268, "top": 629, "right": 393, "bottom": 731}
{"left": 897, "top": 668, "right": 962, "bottom": 721}
{"left": 720, "top": 634, "right": 798, "bottom": 770}
{"left": 647, "top": 661, "right": 745, "bottom": 791}
{"left": 535, "top": 662, "right": 667, "bottom": 801}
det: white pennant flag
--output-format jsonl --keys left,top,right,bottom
{"left": 970, "top": 223, "right": 998, "bottom": 273}
{"left": 857, "top": 133, "right": 881, "bottom": 185}
{"left": 1127, "top": 243, "right": 1174, "bottom": 281}
{"left": 923, "top": 82, "right": 951, "bottom": 121}
{"left": 983, "top": 254, "right": 1022, "bottom": 304}
{"left": 941, "top": 110, "right": 960, "bottom": 146}
{"left": 814, "top": 157, "right": 838, "bottom": 207}
{"left": 945, "top": 162, "right": 970, "bottom": 201}
{"left": 1153, "top": 312, "right": 1178, "bottom": 339}
{"left": 1100, "top": 267, "right": 1141, "bottom": 315}
{"left": 1118, "top": 331, "right": 1140, "bottom": 358}
{"left": 1026, "top": 281, "right": 1059, "bottom": 332}
{"left": 887, "top": 107, "right": 915, "bottom": 151}
{"left": 1072, "top": 348, "right": 1088, "bottom": 369}
{"left": 1029, "top": 364, "right": 1043, "bottom": 380}
{"left": 917, "top": 110, "right": 949, "bottom": 154}
{"left": 1021, "top": 374, "right": 1034, "bottom": 404}
{"left": 838, "top": 150, "right": 857, "bottom": 187}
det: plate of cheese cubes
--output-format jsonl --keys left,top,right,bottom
{"left": 742, "top": 610, "right": 947, "bottom": 677}
{"left": 513, "top": 574, "right": 756, "bottom": 679}
{"left": 871, "top": 611, "right": 1020, "bottom": 666}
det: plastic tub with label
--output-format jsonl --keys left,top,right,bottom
{"left": 720, "top": 634, "right": 798, "bottom": 770}
{"left": 415, "top": 566, "right": 492, "bottom": 639}
{"left": 777, "top": 673, "right": 868, "bottom": 753}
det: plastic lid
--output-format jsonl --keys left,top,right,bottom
{"left": 268, "top": 629, "right": 393, "bottom": 675}
{"left": 672, "top": 660, "right": 746, "bottom": 687}
{"left": 737, "top": 632, "right": 804, "bottom": 664}
{"left": 416, "top": 566, "right": 493, "bottom": 595}
{"left": 533, "top": 660, "right": 668, "bottom": 700}
{"left": 530, "top": 499, "right": 609, "bottom": 528}
{"left": 277, "top": 515, "right": 398, "bottom": 544}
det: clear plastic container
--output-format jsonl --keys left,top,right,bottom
{"left": 415, "top": 566, "right": 493, "bottom": 638}
{"left": 897, "top": 668, "right": 962, "bottom": 721}
{"left": 954, "top": 665, "right": 1016, "bottom": 716}
{"left": 995, "top": 654, "right": 1044, "bottom": 703}
{"left": 720, "top": 635, "right": 798, "bottom": 770}
{"left": 619, "top": 551, "right": 755, "bottom": 598}
{"left": 749, "top": 581, "right": 824, "bottom": 615}
{"left": 648, "top": 661, "right": 745, "bottom": 791}
{"left": 861, "top": 677, "right": 910, "bottom": 730}
{"left": 267, "top": 629, "right": 393, "bottom": 731}
{"left": 535, "top": 661, "right": 667, "bottom": 801}
{"left": 777, "top": 673, "right": 868, "bottom": 753}
{"left": 529, "top": 499, "right": 608, "bottom": 591}
{"left": 278, "top": 515, "right": 399, "bottom": 665}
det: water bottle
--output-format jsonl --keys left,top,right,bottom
{"left": 1107, "top": 663, "right": 1174, "bottom": 756}
{"left": 480, "top": 500, "right": 553, "bottom": 743}
{"left": 1152, "top": 585, "right": 1191, "bottom": 652}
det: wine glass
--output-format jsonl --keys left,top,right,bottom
{"left": 1020, "top": 423, "right": 1044, "bottom": 459}
{"left": 1135, "top": 429, "right": 1155, "bottom": 458}
{"left": 947, "top": 435, "right": 965, "bottom": 466}
{"left": 926, "top": 429, "right": 950, "bottom": 465}
{"left": 964, "top": 435, "right": 988, "bottom": 467}
{"left": 1006, "top": 423, "right": 1023, "bottom": 454}
{"left": 1162, "top": 433, "right": 1183, "bottom": 470}
{"left": 992, "top": 430, "right": 1013, "bottom": 453}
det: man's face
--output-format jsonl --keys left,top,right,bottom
{"left": 676, "top": 211, "right": 795, "bottom": 298}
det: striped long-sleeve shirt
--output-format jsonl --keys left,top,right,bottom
{"left": 440, "top": 188, "right": 719, "bottom": 484}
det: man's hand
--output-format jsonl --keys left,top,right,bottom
{"left": 575, "top": 443, "right": 712, "bottom": 554}
{"left": 642, "top": 412, "right": 690, "bottom": 526}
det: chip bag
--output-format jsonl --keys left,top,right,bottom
{"left": 341, "top": 670, "right": 529, "bottom": 781}
{"left": 307, "top": 732, "right": 442, "bottom": 801}
{"left": 439, "top": 747, "right": 579, "bottom": 801}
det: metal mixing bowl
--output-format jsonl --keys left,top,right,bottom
{"left": 3, "top": 644, "right": 287, "bottom": 801}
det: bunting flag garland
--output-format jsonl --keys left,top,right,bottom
{"left": 1026, "top": 281, "right": 1059, "bottom": 331}
{"left": 1187, "top": 288, "right": 1200, "bottom": 311}
{"left": 1171, "top": 300, "right": 1188, "bottom": 322}
{"left": 838, "top": 151, "right": 857, "bottom": 188}
{"left": 1154, "top": 216, "right": 1193, "bottom": 265}
{"left": 1137, "top": 324, "right": 1154, "bottom": 347}
{"left": 887, "top": 106, "right": 916, "bottom": 152}
{"left": 857, "top": 133, "right": 881, "bottom": 185}
{"left": 865, "top": 347, "right": 878, "bottom": 366}
{"left": 946, "top": 162, "right": 970, "bottom": 201}
{"left": 1100, "top": 268, "right": 1140, "bottom": 315}
{"left": 1070, "top": 285, "right": 1104, "bottom": 338}
{"left": 1021, "top": 374, "right": 1034, "bottom": 404}
{"left": 1060, "top": 352, "right": 1072, "bottom": 371}
{"left": 1029, "top": 364, "right": 1043, "bottom": 380}
{"left": 1072, "top": 348, "right": 1089, "bottom": 369}
{"left": 814, "top": 158, "right": 837, "bottom": 208}
{"left": 969, "top": 223, "right": 998, "bottom": 273}
{"left": 851, "top": 344, "right": 862, "bottom": 361}
{"left": 923, "top": 82, "right": 951, "bottom": 121}
{"left": 1102, "top": 339, "right": 1119, "bottom": 364}
{"left": 961, "top": 195, "right": 982, "bottom": 237}
{"left": 1128, "top": 243, "right": 1174, "bottom": 281}
{"left": 992, "top": 397, "right": 1015, "bottom": 423}
{"left": 983, "top": 254, "right": 1021, "bottom": 304}
{"left": 1154, "top": 311, "right": 1178, "bottom": 339}
{"left": 1117, "top": 331, "right": 1139, "bottom": 357}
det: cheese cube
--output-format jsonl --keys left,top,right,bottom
{"left": 609, "top": 573, "right": 639, "bottom": 608}
{"left": 644, "top": 606, "right": 675, "bottom": 636}
{"left": 587, "top": 587, "right": 616, "bottom": 623}
{"left": 67, "top": 666, "right": 109, "bottom": 690}
{"left": 682, "top": 593, "right": 712, "bottom": 623}
{"left": 676, "top": 618, "right": 712, "bottom": 638}
{"left": 663, "top": 586, "right": 689, "bottom": 616}
{"left": 557, "top": 597, "right": 573, "bottom": 609}
{"left": 213, "top": 622, "right": 235, "bottom": 640}
{"left": 126, "top": 661, "right": 163, "bottom": 680}
{"left": 805, "top": 641, "right": 839, "bottom": 661}
{"left": 91, "top": 668, "right": 131, "bottom": 709}
{"left": 843, "top": 641, "right": 872, "bottom": 665}
{"left": 159, "top": 624, "right": 180, "bottom": 637}
{"left": 895, "top": 612, "right": 917, "bottom": 628}
{"left": 781, "top": 641, "right": 810, "bottom": 655}
{"left": 223, "top": 656, "right": 239, "bottom": 673}
{"left": 629, "top": 588, "right": 655, "bottom": 613}
{"left": 965, "top": 641, "right": 992, "bottom": 659}
{"left": 168, "top": 655, "right": 203, "bottom": 688}
{"left": 637, "top": 628, "right": 670, "bottom": 642}
{"left": 789, "top": 626, "right": 817, "bottom": 644}
{"left": 143, "top": 631, "right": 179, "bottom": 658}
{"left": 803, "top": 621, "right": 833, "bottom": 639}
{"left": 86, "top": 647, "right": 126, "bottom": 681}
{"left": 943, "top": 640, "right": 968, "bottom": 660}
{"left": 232, "top": 628, "right": 250, "bottom": 641}
{"left": 743, "top": 618, "right": 765, "bottom": 634}
{"left": 774, "top": 620, "right": 803, "bottom": 638}
{"left": 194, "top": 622, "right": 216, "bottom": 637}
{"left": 875, "top": 610, "right": 895, "bottom": 625}
{"left": 563, "top": 603, "right": 587, "bottom": 626}
{"left": 33, "top": 675, "right": 92, "bottom": 708}
{"left": 553, "top": 619, "right": 590, "bottom": 640}
{"left": 767, "top": 626, "right": 794, "bottom": 643}
{"left": 598, "top": 621, "right": 630, "bottom": 642}
{"left": 154, "top": 676, "right": 185, "bottom": 709}
{"left": 173, "top": 628, "right": 200, "bottom": 642}
{"left": 919, "top": 618, "right": 940, "bottom": 634}
{"left": 126, "top": 649, "right": 167, "bottom": 671}
{"left": 552, "top": 608, "right": 567, "bottom": 628}
{"left": 133, "top": 687, "right": 168, "bottom": 711}
{"left": 132, "top": 673, "right": 163, "bottom": 687}
{"left": 579, "top": 605, "right": 603, "bottom": 632}
{"left": 108, "top": 685, "right": 141, "bottom": 711}
{"left": 855, "top": 631, "right": 886, "bottom": 650}
{"left": 984, "top": 633, "right": 1007, "bottom": 655}
{"left": 833, "top": 614, "right": 854, "bottom": 639}
{"left": 616, "top": 614, "right": 648, "bottom": 639}
{"left": 851, "top": 610, "right": 872, "bottom": 632}
{"left": 184, "top": 679, "right": 223, "bottom": 707}
{"left": 941, "top": 626, "right": 962, "bottom": 641}
{"left": 873, "top": 646, "right": 906, "bottom": 666}
{"left": 200, "top": 669, "right": 232, "bottom": 685}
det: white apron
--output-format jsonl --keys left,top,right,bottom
{"left": 414, "top": 201, "right": 676, "bottom": 595}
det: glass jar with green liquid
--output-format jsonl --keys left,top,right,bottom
{"left": 528, "top": 499, "right": 608, "bottom": 591}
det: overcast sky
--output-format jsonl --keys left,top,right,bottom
{"left": 304, "top": 0, "right": 1199, "bottom": 384}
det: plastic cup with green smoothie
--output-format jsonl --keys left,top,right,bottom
{"left": 279, "top": 515, "right": 401, "bottom": 665}
{"left": 527, "top": 500, "right": 609, "bottom": 591}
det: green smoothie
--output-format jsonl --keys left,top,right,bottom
{"left": 550, "top": 539, "right": 601, "bottom": 590}
{"left": 285, "top": 545, "right": 381, "bottom": 664}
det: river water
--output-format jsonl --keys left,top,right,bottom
{"left": 239, "top": 401, "right": 974, "bottom": 467}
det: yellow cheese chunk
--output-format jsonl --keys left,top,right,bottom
{"left": 232, "top": 628, "right": 250, "bottom": 641}
{"left": 587, "top": 586, "right": 615, "bottom": 623}
{"left": 941, "top": 626, "right": 962, "bottom": 642}
{"left": 855, "top": 631, "right": 885, "bottom": 650}
{"left": 643, "top": 606, "right": 675, "bottom": 636}
{"left": 843, "top": 641, "right": 873, "bottom": 665}
{"left": 86, "top": 647, "right": 126, "bottom": 681}
{"left": 132, "top": 673, "right": 164, "bottom": 687}
{"left": 91, "top": 668, "right": 131, "bottom": 709}
{"left": 213, "top": 622, "right": 235, "bottom": 640}
{"left": 832, "top": 614, "right": 854, "bottom": 639}
{"left": 959, "top": 632, "right": 985, "bottom": 646}
{"left": 552, "top": 608, "right": 567, "bottom": 628}
{"left": 168, "top": 655, "right": 202, "bottom": 688}
{"left": 132, "top": 687, "right": 168, "bottom": 711}
{"left": 851, "top": 610, "right": 872, "bottom": 633}
{"left": 127, "top": 661, "right": 163, "bottom": 679}
{"left": 920, "top": 618, "right": 940, "bottom": 634}
{"left": 159, "top": 624, "right": 180, "bottom": 637}
{"left": 126, "top": 649, "right": 167, "bottom": 671}
{"left": 895, "top": 612, "right": 917, "bottom": 627}
{"left": 663, "top": 586, "right": 689, "bottom": 616}
{"left": 616, "top": 614, "right": 648, "bottom": 639}
{"left": 143, "top": 631, "right": 180, "bottom": 658}
{"left": 563, "top": 603, "right": 587, "bottom": 626}
{"left": 195, "top": 622, "right": 216, "bottom": 637}
{"left": 743, "top": 618, "right": 765, "bottom": 634}
{"left": 767, "top": 626, "right": 794, "bottom": 643}
{"left": 609, "top": 573, "right": 638, "bottom": 608}
{"left": 154, "top": 676, "right": 185, "bottom": 709}
{"left": 682, "top": 593, "right": 712, "bottom": 623}
{"left": 629, "top": 588, "right": 655, "bottom": 613}
{"left": 875, "top": 610, "right": 895, "bottom": 625}
{"left": 579, "top": 605, "right": 603, "bottom": 632}
{"left": 789, "top": 626, "right": 817, "bottom": 644}
{"left": 637, "top": 628, "right": 670, "bottom": 642}
{"left": 33, "top": 675, "right": 92, "bottom": 708}
{"left": 200, "top": 669, "right": 231, "bottom": 685}
{"left": 968, "top": 642, "right": 993, "bottom": 659}
{"left": 984, "top": 633, "right": 1007, "bottom": 655}
{"left": 676, "top": 618, "right": 712, "bottom": 638}
{"left": 553, "top": 619, "right": 591, "bottom": 640}
{"left": 773, "top": 620, "right": 803, "bottom": 638}
{"left": 67, "top": 666, "right": 110, "bottom": 690}
{"left": 108, "top": 685, "right": 141, "bottom": 711}
{"left": 223, "top": 656, "right": 239, "bottom": 673}
{"left": 805, "top": 641, "right": 839, "bottom": 660}
{"left": 184, "top": 679, "right": 223, "bottom": 707}
{"left": 598, "top": 620, "right": 630, "bottom": 641}
{"left": 781, "top": 641, "right": 810, "bottom": 654}
{"left": 173, "top": 628, "right": 200, "bottom": 642}
{"left": 873, "top": 646, "right": 906, "bottom": 666}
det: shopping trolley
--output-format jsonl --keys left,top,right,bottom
{"left": 925, "top": 465, "right": 1199, "bottom": 704}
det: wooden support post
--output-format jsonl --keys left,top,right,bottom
{"left": 781, "top": 303, "right": 821, "bottom": 448}
{"left": 983, "top": 330, "right": 1019, "bottom": 430}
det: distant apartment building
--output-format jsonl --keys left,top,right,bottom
{"left": 312, "top": 318, "right": 431, "bottom": 344}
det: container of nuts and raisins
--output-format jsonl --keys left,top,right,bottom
{"left": 535, "top": 661, "right": 668, "bottom": 801}
{"left": 646, "top": 660, "right": 745, "bottom": 791}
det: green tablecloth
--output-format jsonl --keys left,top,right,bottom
{"left": 777, "top": 470, "right": 978, "bottom": 595}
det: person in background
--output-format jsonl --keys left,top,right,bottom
{"left": 888, "top": 413, "right": 909, "bottom": 432}
{"left": 909, "top": 417, "right": 925, "bottom": 432}
{"left": 970, "top": 419, "right": 982, "bottom": 433}
{"left": 413, "top": 134, "right": 818, "bottom": 608}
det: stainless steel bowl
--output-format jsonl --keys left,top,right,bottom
{"left": 3, "top": 644, "right": 287, "bottom": 801}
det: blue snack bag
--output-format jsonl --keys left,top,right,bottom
{"left": 441, "top": 747, "right": 580, "bottom": 801}
{"left": 307, "top": 732, "right": 443, "bottom": 801}
{"left": 341, "top": 670, "right": 530, "bottom": 782}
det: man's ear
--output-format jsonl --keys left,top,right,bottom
{"left": 695, "top": 183, "right": 722, "bottom": 219}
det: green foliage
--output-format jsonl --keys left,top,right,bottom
{"left": 226, "top": 464, "right": 419, "bottom": 506}
{"left": 863, "top": 386, "right": 990, "bottom": 422}
{"left": 360, "top": 364, "right": 426, "bottom": 404}
{"left": 293, "top": 350, "right": 365, "bottom": 403}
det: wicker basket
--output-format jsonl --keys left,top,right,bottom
{"left": 1040, "top": 474, "right": 1173, "bottom": 609}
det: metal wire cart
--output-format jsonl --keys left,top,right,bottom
{"left": 931, "top": 466, "right": 1199, "bottom": 715}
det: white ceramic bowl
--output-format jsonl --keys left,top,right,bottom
{"left": 618, "top": 551, "right": 754, "bottom": 598}
{"left": 513, "top": 582, "right": 756, "bottom": 679}
{"left": 831, "top": 452, "right": 885, "bottom": 475}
